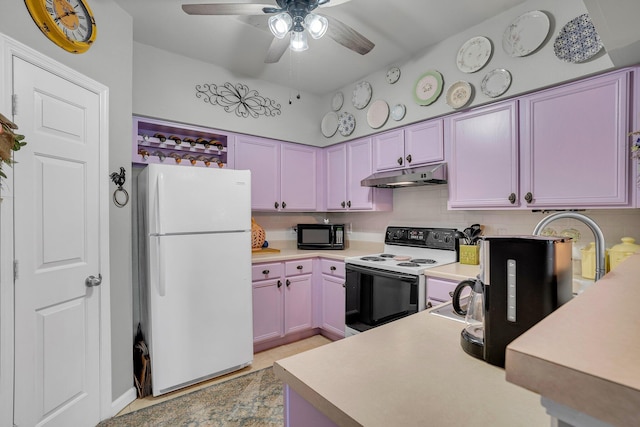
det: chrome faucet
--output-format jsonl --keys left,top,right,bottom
{"left": 532, "top": 212, "right": 606, "bottom": 281}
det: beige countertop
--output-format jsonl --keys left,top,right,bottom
{"left": 274, "top": 309, "right": 548, "bottom": 426}
{"left": 423, "top": 262, "right": 480, "bottom": 282}
{"left": 251, "top": 240, "right": 382, "bottom": 263}
{"left": 506, "top": 253, "right": 640, "bottom": 427}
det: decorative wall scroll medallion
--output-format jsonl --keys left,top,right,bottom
{"left": 195, "top": 82, "right": 281, "bottom": 118}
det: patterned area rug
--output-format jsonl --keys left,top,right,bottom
{"left": 99, "top": 368, "right": 283, "bottom": 427}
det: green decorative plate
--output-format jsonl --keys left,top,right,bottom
{"left": 413, "top": 70, "right": 443, "bottom": 106}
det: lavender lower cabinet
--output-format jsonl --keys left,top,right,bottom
{"left": 319, "top": 259, "right": 345, "bottom": 339}
{"left": 252, "top": 260, "right": 314, "bottom": 351}
{"left": 284, "top": 385, "right": 338, "bottom": 427}
{"left": 426, "top": 276, "right": 460, "bottom": 308}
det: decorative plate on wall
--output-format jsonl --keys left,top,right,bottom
{"left": 331, "top": 91, "right": 344, "bottom": 111}
{"left": 366, "top": 100, "right": 389, "bottom": 129}
{"left": 456, "top": 36, "right": 492, "bottom": 73}
{"left": 386, "top": 66, "right": 401, "bottom": 84}
{"left": 338, "top": 111, "right": 356, "bottom": 136}
{"left": 446, "top": 81, "right": 473, "bottom": 109}
{"left": 481, "top": 69, "right": 512, "bottom": 98}
{"left": 321, "top": 112, "right": 339, "bottom": 137}
{"left": 390, "top": 104, "right": 406, "bottom": 121}
{"left": 554, "top": 14, "right": 603, "bottom": 63}
{"left": 413, "top": 70, "right": 443, "bottom": 106}
{"left": 502, "top": 10, "right": 550, "bottom": 57}
{"left": 352, "top": 81, "right": 373, "bottom": 109}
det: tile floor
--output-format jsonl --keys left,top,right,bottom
{"left": 117, "top": 334, "right": 332, "bottom": 416}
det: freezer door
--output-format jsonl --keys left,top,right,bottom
{"left": 147, "top": 231, "right": 253, "bottom": 395}
{"left": 145, "top": 164, "right": 251, "bottom": 235}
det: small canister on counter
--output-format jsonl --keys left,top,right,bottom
{"left": 581, "top": 243, "right": 610, "bottom": 280}
{"left": 609, "top": 237, "right": 640, "bottom": 271}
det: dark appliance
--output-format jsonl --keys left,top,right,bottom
{"left": 297, "top": 223, "right": 345, "bottom": 250}
{"left": 344, "top": 227, "right": 459, "bottom": 335}
{"left": 476, "top": 236, "right": 572, "bottom": 367}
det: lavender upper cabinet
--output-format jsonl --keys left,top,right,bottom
{"left": 235, "top": 135, "right": 280, "bottom": 210}
{"left": 373, "top": 120, "right": 444, "bottom": 171}
{"left": 519, "top": 70, "right": 630, "bottom": 208}
{"left": 280, "top": 143, "right": 318, "bottom": 211}
{"left": 326, "top": 138, "right": 392, "bottom": 211}
{"left": 235, "top": 135, "right": 318, "bottom": 211}
{"left": 447, "top": 101, "right": 519, "bottom": 209}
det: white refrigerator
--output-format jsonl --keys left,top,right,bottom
{"left": 138, "top": 163, "right": 253, "bottom": 396}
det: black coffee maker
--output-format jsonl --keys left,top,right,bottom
{"left": 452, "top": 236, "right": 573, "bottom": 367}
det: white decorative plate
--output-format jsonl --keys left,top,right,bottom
{"left": 502, "top": 10, "right": 550, "bottom": 57}
{"left": 413, "top": 70, "right": 443, "bottom": 106}
{"left": 366, "top": 100, "right": 389, "bottom": 129}
{"left": 352, "top": 81, "right": 372, "bottom": 109}
{"left": 446, "top": 81, "right": 473, "bottom": 109}
{"left": 386, "top": 66, "right": 401, "bottom": 84}
{"left": 338, "top": 111, "right": 356, "bottom": 136}
{"left": 321, "top": 112, "right": 339, "bottom": 137}
{"left": 554, "top": 14, "right": 603, "bottom": 63}
{"left": 331, "top": 92, "right": 344, "bottom": 111}
{"left": 391, "top": 104, "right": 406, "bottom": 121}
{"left": 456, "top": 36, "right": 492, "bottom": 73}
{"left": 481, "top": 69, "right": 512, "bottom": 98}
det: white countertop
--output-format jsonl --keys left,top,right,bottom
{"left": 506, "top": 253, "right": 640, "bottom": 427}
{"left": 274, "top": 308, "right": 548, "bottom": 426}
{"left": 251, "top": 240, "right": 382, "bottom": 263}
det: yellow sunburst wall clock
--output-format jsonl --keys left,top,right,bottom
{"left": 24, "top": 0, "right": 97, "bottom": 53}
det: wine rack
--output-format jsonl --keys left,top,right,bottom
{"left": 133, "top": 116, "right": 232, "bottom": 168}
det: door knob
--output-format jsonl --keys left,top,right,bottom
{"left": 347, "top": 201, "right": 351, "bottom": 208}
{"left": 286, "top": 279, "right": 291, "bottom": 287}
{"left": 341, "top": 201, "right": 346, "bottom": 208}
{"left": 277, "top": 280, "right": 282, "bottom": 288}
{"left": 508, "top": 193, "right": 516, "bottom": 204}
{"left": 397, "top": 157, "right": 403, "bottom": 165}
{"left": 282, "top": 201, "right": 287, "bottom": 209}
{"left": 406, "top": 154, "right": 412, "bottom": 164}
{"left": 85, "top": 274, "right": 102, "bottom": 287}
{"left": 274, "top": 201, "right": 279, "bottom": 209}
{"left": 524, "top": 192, "right": 533, "bottom": 203}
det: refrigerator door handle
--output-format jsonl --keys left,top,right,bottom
{"left": 157, "top": 238, "right": 166, "bottom": 297}
{"left": 156, "top": 172, "right": 165, "bottom": 235}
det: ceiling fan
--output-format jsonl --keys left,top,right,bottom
{"left": 182, "top": 0, "right": 375, "bottom": 63}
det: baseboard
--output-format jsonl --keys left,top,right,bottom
{"left": 110, "top": 386, "right": 137, "bottom": 417}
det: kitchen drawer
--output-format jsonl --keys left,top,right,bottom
{"left": 426, "top": 277, "right": 461, "bottom": 302}
{"left": 252, "top": 262, "right": 283, "bottom": 282}
{"left": 320, "top": 258, "right": 345, "bottom": 278}
{"left": 285, "top": 259, "right": 313, "bottom": 276}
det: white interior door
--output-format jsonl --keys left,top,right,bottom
{"left": 13, "top": 56, "right": 102, "bottom": 427}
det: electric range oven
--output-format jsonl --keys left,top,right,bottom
{"left": 344, "top": 226, "right": 459, "bottom": 336}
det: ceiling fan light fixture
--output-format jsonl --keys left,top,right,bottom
{"left": 290, "top": 31, "right": 309, "bottom": 52}
{"left": 268, "top": 12, "right": 293, "bottom": 39}
{"left": 304, "top": 13, "right": 328, "bottom": 39}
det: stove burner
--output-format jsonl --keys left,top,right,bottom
{"left": 379, "top": 253, "right": 396, "bottom": 258}
{"left": 397, "top": 262, "right": 420, "bottom": 267}
{"left": 411, "top": 258, "right": 437, "bottom": 264}
{"left": 360, "top": 256, "right": 387, "bottom": 262}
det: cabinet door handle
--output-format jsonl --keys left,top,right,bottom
{"left": 341, "top": 201, "right": 346, "bottom": 208}
{"left": 449, "top": 291, "right": 454, "bottom": 297}
{"left": 426, "top": 301, "right": 433, "bottom": 309}
{"left": 347, "top": 201, "right": 351, "bottom": 208}
{"left": 262, "top": 269, "right": 270, "bottom": 275}
{"left": 405, "top": 154, "right": 412, "bottom": 164}
{"left": 277, "top": 280, "right": 282, "bottom": 288}
{"left": 296, "top": 265, "right": 303, "bottom": 270}
{"left": 282, "top": 201, "right": 287, "bottom": 209}
{"left": 342, "top": 283, "right": 346, "bottom": 288}
{"left": 286, "top": 279, "right": 291, "bottom": 287}
{"left": 274, "top": 201, "right": 279, "bottom": 209}
{"left": 508, "top": 193, "right": 516, "bottom": 204}
{"left": 397, "top": 157, "right": 403, "bottom": 165}
{"left": 524, "top": 192, "right": 533, "bottom": 203}
{"left": 330, "top": 266, "right": 336, "bottom": 271}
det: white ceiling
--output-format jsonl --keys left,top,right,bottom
{"left": 114, "top": 0, "right": 528, "bottom": 95}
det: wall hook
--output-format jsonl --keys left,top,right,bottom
{"left": 110, "top": 167, "right": 129, "bottom": 208}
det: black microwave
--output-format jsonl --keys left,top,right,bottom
{"left": 297, "top": 224, "right": 345, "bottom": 250}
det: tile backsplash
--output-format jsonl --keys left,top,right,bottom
{"left": 253, "top": 186, "right": 640, "bottom": 249}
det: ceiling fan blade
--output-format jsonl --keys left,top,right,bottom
{"left": 182, "top": 3, "right": 275, "bottom": 16}
{"left": 323, "top": 15, "right": 374, "bottom": 55}
{"left": 318, "top": 0, "right": 352, "bottom": 8}
{"left": 265, "top": 36, "right": 290, "bottom": 63}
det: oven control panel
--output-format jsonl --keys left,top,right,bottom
{"left": 385, "top": 227, "right": 458, "bottom": 251}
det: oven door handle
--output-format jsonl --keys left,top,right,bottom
{"left": 346, "top": 264, "right": 417, "bottom": 282}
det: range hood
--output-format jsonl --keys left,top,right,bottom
{"left": 361, "top": 163, "right": 447, "bottom": 188}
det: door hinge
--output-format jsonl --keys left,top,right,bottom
{"left": 13, "top": 259, "right": 18, "bottom": 280}
{"left": 12, "top": 94, "right": 17, "bottom": 116}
